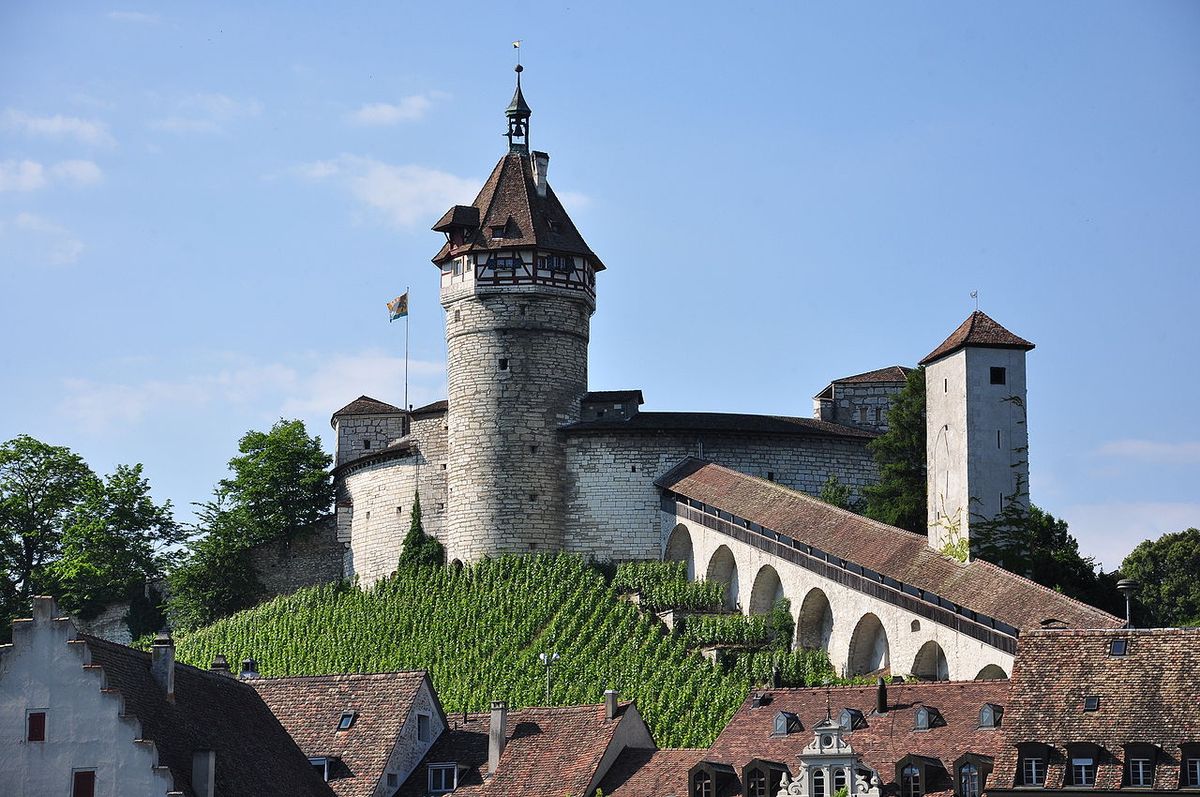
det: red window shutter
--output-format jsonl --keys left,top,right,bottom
{"left": 73, "top": 770, "right": 95, "bottom": 797}
{"left": 27, "top": 712, "right": 46, "bottom": 742}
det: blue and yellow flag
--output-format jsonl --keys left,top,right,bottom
{"left": 387, "top": 292, "right": 408, "bottom": 322}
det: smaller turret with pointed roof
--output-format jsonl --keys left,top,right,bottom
{"left": 923, "top": 311, "right": 1034, "bottom": 555}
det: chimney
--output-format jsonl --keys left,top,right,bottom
{"left": 876, "top": 677, "right": 888, "bottom": 714}
{"left": 192, "top": 750, "right": 216, "bottom": 797}
{"left": 531, "top": 151, "right": 549, "bottom": 198}
{"left": 209, "top": 654, "right": 233, "bottom": 677}
{"left": 31, "top": 595, "right": 58, "bottom": 623}
{"left": 488, "top": 700, "right": 508, "bottom": 775}
{"left": 604, "top": 689, "right": 618, "bottom": 721}
{"left": 150, "top": 631, "right": 176, "bottom": 702}
{"left": 239, "top": 658, "right": 260, "bottom": 679}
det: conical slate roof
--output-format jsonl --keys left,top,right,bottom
{"left": 919, "top": 311, "right": 1035, "bottom": 365}
{"left": 431, "top": 152, "right": 604, "bottom": 270}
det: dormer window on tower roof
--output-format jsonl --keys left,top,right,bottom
{"left": 772, "top": 711, "right": 801, "bottom": 736}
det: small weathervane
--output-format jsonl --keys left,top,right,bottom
{"left": 970, "top": 290, "right": 979, "bottom": 311}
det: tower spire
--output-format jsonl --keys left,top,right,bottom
{"left": 505, "top": 63, "right": 531, "bottom": 154}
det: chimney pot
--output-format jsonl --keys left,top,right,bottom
{"left": 604, "top": 689, "right": 618, "bottom": 721}
{"left": 488, "top": 700, "right": 508, "bottom": 775}
{"left": 151, "top": 631, "right": 176, "bottom": 701}
{"left": 239, "top": 658, "right": 260, "bottom": 679}
{"left": 192, "top": 750, "right": 216, "bottom": 797}
{"left": 876, "top": 677, "right": 888, "bottom": 714}
{"left": 209, "top": 654, "right": 233, "bottom": 677}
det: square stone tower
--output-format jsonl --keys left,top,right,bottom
{"left": 921, "top": 311, "right": 1035, "bottom": 555}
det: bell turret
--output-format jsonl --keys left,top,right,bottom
{"left": 505, "top": 65, "right": 531, "bottom": 154}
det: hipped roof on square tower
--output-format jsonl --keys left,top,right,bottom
{"left": 919, "top": 310, "right": 1034, "bottom": 366}
{"left": 430, "top": 65, "right": 604, "bottom": 270}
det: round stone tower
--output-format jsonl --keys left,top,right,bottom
{"left": 431, "top": 67, "right": 605, "bottom": 562}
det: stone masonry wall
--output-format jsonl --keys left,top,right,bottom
{"left": 824, "top": 382, "right": 905, "bottom": 433}
{"left": 339, "top": 413, "right": 449, "bottom": 586}
{"left": 443, "top": 290, "right": 589, "bottom": 562}
{"left": 247, "top": 515, "right": 344, "bottom": 597}
{"left": 565, "top": 431, "right": 878, "bottom": 561}
{"left": 335, "top": 414, "right": 407, "bottom": 466}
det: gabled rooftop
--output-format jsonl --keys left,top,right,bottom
{"left": 919, "top": 311, "right": 1034, "bottom": 366}
{"left": 330, "top": 395, "right": 403, "bottom": 423}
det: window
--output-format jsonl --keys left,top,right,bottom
{"left": 1110, "top": 639, "right": 1128, "bottom": 656}
{"left": 529, "top": 493, "right": 538, "bottom": 502}
{"left": 979, "top": 704, "right": 1002, "bottom": 729}
{"left": 839, "top": 707, "right": 867, "bottom": 731}
{"left": 747, "top": 767, "right": 769, "bottom": 797}
{"left": 417, "top": 712, "right": 431, "bottom": 742}
{"left": 766, "top": 472, "right": 775, "bottom": 482}
{"left": 26, "top": 710, "right": 46, "bottom": 742}
{"left": 387, "top": 773, "right": 398, "bottom": 787}
{"left": 772, "top": 711, "right": 800, "bottom": 736}
{"left": 362, "top": 439, "right": 371, "bottom": 450}
{"left": 812, "top": 769, "right": 826, "bottom": 797}
{"left": 961, "top": 763, "right": 981, "bottom": 797}
{"left": 990, "top": 367, "right": 1007, "bottom": 385}
{"left": 530, "top": 445, "right": 538, "bottom": 454}
{"left": 441, "top": 463, "right": 447, "bottom": 470}
{"left": 498, "top": 358, "right": 509, "bottom": 371}
{"left": 1022, "top": 757, "right": 1046, "bottom": 786}
{"left": 1084, "top": 696, "right": 1100, "bottom": 712}
{"left": 915, "top": 707, "right": 940, "bottom": 731}
{"left": 631, "top": 465, "right": 637, "bottom": 473}
{"left": 1071, "top": 758, "right": 1096, "bottom": 787}
{"left": 834, "top": 768, "right": 848, "bottom": 793}
{"left": 490, "top": 225, "right": 505, "bottom": 239}
{"left": 693, "top": 771, "right": 714, "bottom": 797}
{"left": 429, "top": 763, "right": 457, "bottom": 793}
{"left": 944, "top": 378, "right": 948, "bottom": 393}
{"left": 519, "top": 304, "right": 527, "bottom": 315}
{"left": 454, "top": 309, "right": 461, "bottom": 322}
{"left": 539, "top": 254, "right": 575, "bottom": 274}
{"left": 1128, "top": 759, "right": 1153, "bottom": 787}
{"left": 997, "top": 430, "right": 1001, "bottom": 449}
{"left": 1186, "top": 757, "right": 1200, "bottom": 788}
{"left": 337, "top": 711, "right": 356, "bottom": 731}
{"left": 72, "top": 770, "right": 96, "bottom": 797}
{"left": 902, "top": 764, "right": 923, "bottom": 797}
{"left": 310, "top": 757, "right": 331, "bottom": 781}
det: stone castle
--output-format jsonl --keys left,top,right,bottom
{"left": 330, "top": 68, "right": 1037, "bottom": 592}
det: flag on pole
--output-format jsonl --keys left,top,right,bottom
{"left": 387, "top": 293, "right": 409, "bottom": 322}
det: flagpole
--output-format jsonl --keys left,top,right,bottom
{"left": 404, "top": 285, "right": 410, "bottom": 433}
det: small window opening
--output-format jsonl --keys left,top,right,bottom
{"left": 437, "top": 502, "right": 445, "bottom": 511}
{"left": 529, "top": 493, "right": 538, "bottom": 502}
{"left": 396, "top": 506, "right": 403, "bottom": 514}
{"left": 72, "top": 771, "right": 96, "bottom": 797}
{"left": 454, "top": 309, "right": 461, "bottom": 321}
{"left": 310, "top": 757, "right": 331, "bottom": 782}
{"left": 1110, "top": 639, "right": 1127, "bottom": 656}
{"left": 338, "top": 711, "right": 356, "bottom": 731}
{"left": 990, "top": 367, "right": 1007, "bottom": 385}
{"left": 27, "top": 711, "right": 46, "bottom": 742}
{"left": 417, "top": 712, "right": 431, "bottom": 742}
{"left": 363, "top": 439, "right": 371, "bottom": 450}
{"left": 631, "top": 465, "right": 637, "bottom": 473}
{"left": 429, "top": 763, "right": 457, "bottom": 794}
{"left": 530, "top": 444, "right": 538, "bottom": 454}
{"left": 1083, "top": 695, "right": 1100, "bottom": 712}
{"left": 441, "top": 463, "right": 447, "bottom": 470}
{"left": 490, "top": 225, "right": 505, "bottom": 239}
{"left": 498, "top": 358, "right": 509, "bottom": 371}
{"left": 519, "top": 304, "right": 527, "bottom": 316}
{"left": 944, "top": 378, "right": 948, "bottom": 393}
{"left": 767, "top": 471, "right": 775, "bottom": 482}
{"left": 997, "top": 430, "right": 1001, "bottom": 449}
{"left": 387, "top": 773, "right": 398, "bottom": 787}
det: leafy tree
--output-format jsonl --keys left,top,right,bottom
{"left": 1120, "top": 528, "right": 1200, "bottom": 627}
{"left": 220, "top": 419, "right": 333, "bottom": 545}
{"left": 862, "top": 367, "right": 927, "bottom": 533}
{"left": 397, "top": 491, "right": 445, "bottom": 568}
{"left": 817, "top": 474, "right": 862, "bottom": 513}
{"left": 48, "top": 464, "right": 181, "bottom": 621}
{"left": 0, "top": 435, "right": 95, "bottom": 605}
{"left": 166, "top": 494, "right": 263, "bottom": 632}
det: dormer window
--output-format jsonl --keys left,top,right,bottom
{"left": 1125, "top": 744, "right": 1158, "bottom": 787}
{"left": 743, "top": 760, "right": 787, "bottom": 797}
{"left": 1083, "top": 695, "right": 1100, "bottom": 712}
{"left": 839, "top": 707, "right": 867, "bottom": 731}
{"left": 955, "top": 754, "right": 994, "bottom": 797}
{"left": 337, "top": 711, "right": 356, "bottom": 731}
{"left": 309, "top": 757, "right": 332, "bottom": 781}
{"left": 901, "top": 764, "right": 922, "bottom": 797}
{"left": 1066, "top": 744, "right": 1100, "bottom": 787}
{"left": 979, "top": 703, "right": 1002, "bottom": 729}
{"left": 915, "top": 706, "right": 944, "bottom": 731}
{"left": 772, "top": 711, "right": 801, "bottom": 736}
{"left": 1110, "top": 639, "right": 1128, "bottom": 656}
{"left": 490, "top": 225, "right": 506, "bottom": 239}
{"left": 1018, "top": 744, "right": 1048, "bottom": 787}
{"left": 547, "top": 218, "right": 562, "bottom": 233}
{"left": 429, "top": 762, "right": 458, "bottom": 794}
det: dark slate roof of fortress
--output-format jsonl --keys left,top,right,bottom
{"left": 655, "top": 458, "right": 1122, "bottom": 634}
{"left": 252, "top": 671, "right": 437, "bottom": 797}
{"left": 563, "top": 411, "right": 877, "bottom": 440}
{"left": 78, "top": 634, "right": 334, "bottom": 797}
{"left": 990, "top": 628, "right": 1200, "bottom": 792}
{"left": 919, "top": 311, "right": 1035, "bottom": 365}
{"left": 430, "top": 152, "right": 605, "bottom": 269}
{"left": 581, "top": 389, "right": 645, "bottom": 405}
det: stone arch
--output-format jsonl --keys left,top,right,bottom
{"left": 748, "top": 565, "right": 785, "bottom": 615}
{"left": 847, "top": 613, "right": 890, "bottom": 677}
{"left": 705, "top": 545, "right": 740, "bottom": 610}
{"left": 975, "top": 663, "right": 1008, "bottom": 680}
{"left": 911, "top": 640, "right": 950, "bottom": 681}
{"left": 795, "top": 588, "right": 834, "bottom": 651}
{"left": 664, "top": 524, "right": 695, "bottom": 580}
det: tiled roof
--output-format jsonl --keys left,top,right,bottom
{"left": 919, "top": 312, "right": 1034, "bottom": 366}
{"left": 834, "top": 365, "right": 913, "bottom": 385}
{"left": 596, "top": 748, "right": 707, "bottom": 796}
{"left": 431, "top": 152, "right": 604, "bottom": 270}
{"left": 251, "top": 671, "right": 432, "bottom": 797}
{"left": 79, "top": 635, "right": 333, "bottom": 797}
{"left": 410, "top": 399, "right": 448, "bottom": 418}
{"left": 709, "top": 682, "right": 1010, "bottom": 797}
{"left": 331, "top": 395, "right": 404, "bottom": 420}
{"left": 655, "top": 459, "right": 1122, "bottom": 633}
{"left": 990, "top": 628, "right": 1200, "bottom": 792}
{"left": 397, "top": 702, "right": 633, "bottom": 797}
{"left": 563, "top": 412, "right": 876, "bottom": 440}
{"left": 581, "top": 389, "right": 645, "bottom": 405}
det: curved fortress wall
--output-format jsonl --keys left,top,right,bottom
{"left": 443, "top": 290, "right": 589, "bottom": 561}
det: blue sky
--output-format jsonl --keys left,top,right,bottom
{"left": 1, "top": 1, "right": 1197, "bottom": 569}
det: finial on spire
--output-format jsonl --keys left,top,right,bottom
{"left": 506, "top": 42, "right": 531, "bottom": 154}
